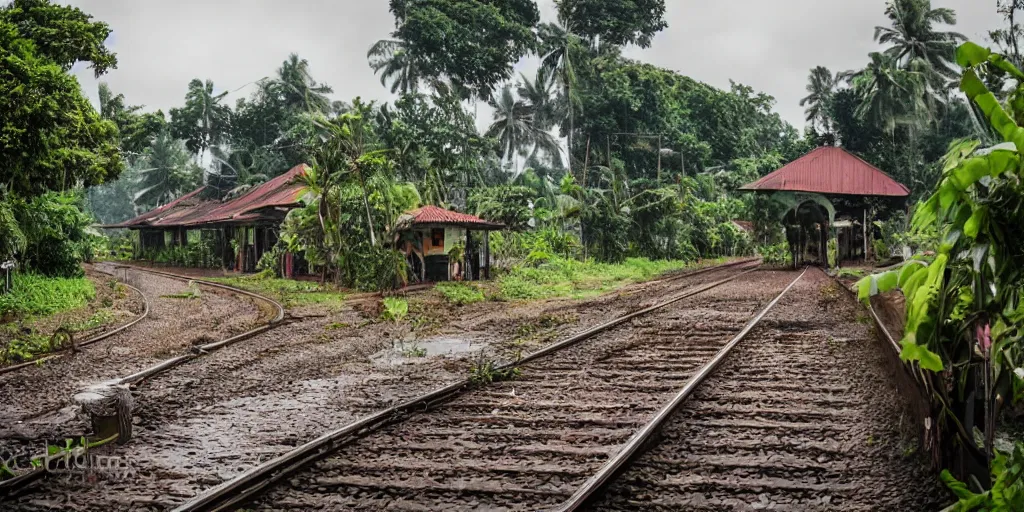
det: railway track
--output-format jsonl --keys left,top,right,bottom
{"left": 0, "top": 265, "right": 285, "bottom": 499}
{"left": 173, "top": 261, "right": 792, "bottom": 511}
{"left": 585, "top": 268, "right": 944, "bottom": 511}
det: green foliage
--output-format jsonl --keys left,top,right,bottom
{"left": 469, "top": 186, "right": 533, "bottom": 230}
{"left": 435, "top": 282, "right": 485, "bottom": 306}
{"left": 0, "top": 0, "right": 124, "bottom": 198}
{"left": 941, "top": 442, "right": 1024, "bottom": 511}
{"left": 387, "top": 0, "right": 540, "bottom": 98}
{"left": 496, "top": 256, "right": 696, "bottom": 301}
{"left": 381, "top": 297, "right": 408, "bottom": 322}
{"left": 757, "top": 242, "right": 792, "bottom": 267}
{"left": 0, "top": 272, "right": 94, "bottom": 319}
{"left": 860, "top": 41, "right": 1024, "bottom": 494}
{"left": 10, "top": 192, "right": 100, "bottom": 277}
{"left": 210, "top": 275, "right": 345, "bottom": 310}
{"left": 144, "top": 238, "right": 218, "bottom": 269}
{"left": 469, "top": 351, "right": 521, "bottom": 385}
{"left": 827, "top": 237, "right": 838, "bottom": 269}
{"left": 556, "top": 0, "right": 667, "bottom": 48}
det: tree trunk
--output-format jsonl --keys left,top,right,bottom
{"left": 355, "top": 165, "right": 377, "bottom": 246}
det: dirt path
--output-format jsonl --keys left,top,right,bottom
{"left": 593, "top": 268, "right": 943, "bottom": 511}
{"left": 3, "top": 262, "right": 751, "bottom": 510}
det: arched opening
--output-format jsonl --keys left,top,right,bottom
{"left": 783, "top": 200, "right": 831, "bottom": 267}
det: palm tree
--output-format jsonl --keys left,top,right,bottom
{"left": 270, "top": 53, "right": 333, "bottom": 114}
{"left": 132, "top": 131, "right": 202, "bottom": 209}
{"left": 874, "top": 0, "right": 965, "bottom": 84}
{"left": 486, "top": 84, "right": 553, "bottom": 171}
{"left": 517, "top": 69, "right": 564, "bottom": 166}
{"left": 169, "top": 79, "right": 231, "bottom": 165}
{"left": 368, "top": 38, "right": 424, "bottom": 95}
{"left": 850, "top": 52, "right": 930, "bottom": 135}
{"left": 799, "top": 66, "right": 840, "bottom": 134}
{"left": 538, "top": 21, "right": 583, "bottom": 176}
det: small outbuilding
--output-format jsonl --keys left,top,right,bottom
{"left": 740, "top": 146, "right": 910, "bottom": 265}
{"left": 392, "top": 205, "right": 504, "bottom": 283}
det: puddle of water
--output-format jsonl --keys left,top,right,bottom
{"left": 371, "top": 336, "right": 481, "bottom": 367}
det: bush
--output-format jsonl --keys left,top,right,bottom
{"left": 757, "top": 242, "right": 792, "bottom": 267}
{"left": 496, "top": 256, "right": 692, "bottom": 301}
{"left": 435, "top": 282, "right": 485, "bottom": 306}
{"left": 0, "top": 272, "right": 95, "bottom": 318}
{"left": 10, "top": 192, "right": 99, "bottom": 277}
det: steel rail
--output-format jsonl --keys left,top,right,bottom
{"left": 172, "top": 259, "right": 763, "bottom": 512}
{"left": 552, "top": 267, "right": 807, "bottom": 511}
{"left": 110, "top": 266, "right": 285, "bottom": 385}
{"left": 0, "top": 281, "right": 150, "bottom": 376}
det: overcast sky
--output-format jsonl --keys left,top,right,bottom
{"left": 68, "top": 0, "right": 1002, "bottom": 133}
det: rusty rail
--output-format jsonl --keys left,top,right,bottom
{"left": 172, "top": 259, "right": 763, "bottom": 512}
{"left": 554, "top": 267, "right": 808, "bottom": 511}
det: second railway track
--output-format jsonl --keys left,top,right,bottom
{"left": 175, "top": 262, "right": 794, "bottom": 511}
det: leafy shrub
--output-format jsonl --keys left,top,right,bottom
{"left": 435, "top": 282, "right": 485, "bottom": 306}
{"left": 496, "top": 256, "right": 692, "bottom": 301}
{"left": 757, "top": 242, "right": 792, "bottom": 267}
{"left": 0, "top": 273, "right": 95, "bottom": 318}
{"left": 381, "top": 297, "right": 408, "bottom": 322}
{"left": 941, "top": 441, "right": 1024, "bottom": 511}
{"left": 11, "top": 192, "right": 99, "bottom": 277}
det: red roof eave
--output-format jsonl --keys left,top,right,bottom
{"left": 739, "top": 146, "right": 910, "bottom": 197}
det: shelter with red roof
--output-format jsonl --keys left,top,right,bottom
{"left": 393, "top": 205, "right": 504, "bottom": 282}
{"left": 111, "top": 164, "right": 310, "bottom": 274}
{"left": 740, "top": 146, "right": 910, "bottom": 264}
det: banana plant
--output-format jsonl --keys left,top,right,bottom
{"left": 858, "top": 41, "right": 1024, "bottom": 499}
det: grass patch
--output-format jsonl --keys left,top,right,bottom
{"left": 0, "top": 273, "right": 95, "bottom": 319}
{"left": 68, "top": 310, "right": 115, "bottom": 332}
{"left": 209, "top": 276, "right": 346, "bottom": 310}
{"left": 495, "top": 257, "right": 716, "bottom": 301}
{"left": 435, "top": 282, "right": 486, "bottom": 306}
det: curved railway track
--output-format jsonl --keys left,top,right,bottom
{"left": 0, "top": 281, "right": 150, "bottom": 376}
{"left": 0, "top": 265, "right": 285, "bottom": 499}
{"left": 173, "top": 261, "right": 791, "bottom": 511}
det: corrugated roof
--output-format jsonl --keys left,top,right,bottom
{"left": 189, "top": 164, "right": 308, "bottom": 225}
{"left": 111, "top": 164, "right": 309, "bottom": 229}
{"left": 739, "top": 146, "right": 910, "bottom": 197}
{"left": 397, "top": 205, "right": 504, "bottom": 230}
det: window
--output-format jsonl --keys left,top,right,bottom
{"left": 431, "top": 229, "right": 444, "bottom": 248}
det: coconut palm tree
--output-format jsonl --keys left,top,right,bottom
{"left": 486, "top": 84, "right": 559, "bottom": 172}
{"left": 800, "top": 66, "right": 840, "bottom": 135}
{"left": 538, "top": 21, "right": 584, "bottom": 175}
{"left": 271, "top": 53, "right": 333, "bottom": 114}
{"left": 850, "top": 52, "right": 930, "bottom": 135}
{"left": 368, "top": 38, "right": 424, "bottom": 95}
{"left": 132, "top": 130, "right": 202, "bottom": 209}
{"left": 169, "top": 79, "right": 231, "bottom": 165}
{"left": 517, "top": 69, "right": 564, "bottom": 166}
{"left": 874, "top": 0, "right": 965, "bottom": 83}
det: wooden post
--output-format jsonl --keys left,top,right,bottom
{"left": 74, "top": 383, "right": 133, "bottom": 444}
{"left": 863, "top": 208, "right": 869, "bottom": 260}
{"left": 657, "top": 135, "right": 662, "bottom": 182}
{"left": 483, "top": 230, "right": 490, "bottom": 280}
{"left": 465, "top": 229, "right": 473, "bottom": 280}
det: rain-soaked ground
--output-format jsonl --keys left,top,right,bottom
{"left": 4, "top": 261, "right": 748, "bottom": 510}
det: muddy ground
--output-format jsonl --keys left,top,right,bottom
{"left": 2, "top": 262, "right": 749, "bottom": 510}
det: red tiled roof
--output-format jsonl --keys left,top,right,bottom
{"left": 739, "top": 146, "right": 910, "bottom": 197}
{"left": 111, "top": 164, "right": 309, "bottom": 229}
{"left": 398, "top": 205, "right": 504, "bottom": 230}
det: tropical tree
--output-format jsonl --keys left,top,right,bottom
{"left": 132, "top": 130, "right": 203, "bottom": 210}
{"left": 98, "top": 82, "right": 166, "bottom": 161}
{"left": 554, "top": 0, "right": 667, "bottom": 48}
{"left": 486, "top": 84, "right": 559, "bottom": 171}
{"left": 799, "top": 66, "right": 840, "bottom": 134}
{"left": 538, "top": 21, "right": 584, "bottom": 176}
{"left": 368, "top": 38, "right": 425, "bottom": 95}
{"left": 169, "top": 78, "right": 231, "bottom": 163}
{"left": 270, "top": 53, "right": 333, "bottom": 114}
{"left": 874, "top": 0, "right": 965, "bottom": 83}
{"left": 517, "top": 68, "right": 563, "bottom": 165}
{"left": 1, "top": 0, "right": 123, "bottom": 198}
{"left": 849, "top": 52, "right": 930, "bottom": 135}
{"left": 385, "top": 0, "right": 540, "bottom": 99}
